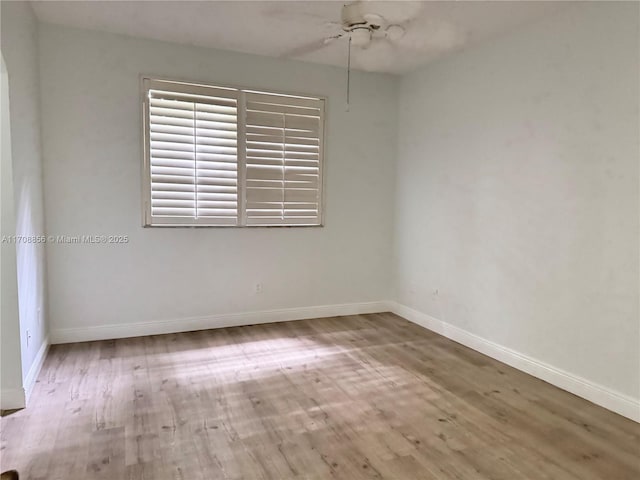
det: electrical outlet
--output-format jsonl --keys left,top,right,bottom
{"left": 255, "top": 283, "right": 263, "bottom": 294}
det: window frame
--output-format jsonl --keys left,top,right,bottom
{"left": 141, "top": 75, "right": 327, "bottom": 228}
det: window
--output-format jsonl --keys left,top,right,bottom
{"left": 142, "top": 78, "right": 325, "bottom": 227}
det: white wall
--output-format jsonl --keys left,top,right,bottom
{"left": 394, "top": 0, "right": 639, "bottom": 404}
{"left": 1, "top": 53, "right": 24, "bottom": 408}
{"left": 0, "top": 1, "right": 48, "bottom": 405}
{"left": 38, "top": 24, "right": 397, "bottom": 339}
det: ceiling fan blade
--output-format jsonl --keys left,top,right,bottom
{"left": 353, "top": 38, "right": 396, "bottom": 71}
{"left": 323, "top": 21, "right": 344, "bottom": 35}
{"left": 359, "top": 1, "right": 423, "bottom": 24}
{"left": 265, "top": 8, "right": 330, "bottom": 25}
{"left": 281, "top": 37, "right": 334, "bottom": 59}
{"left": 363, "top": 12, "right": 387, "bottom": 29}
{"left": 392, "top": 19, "right": 466, "bottom": 53}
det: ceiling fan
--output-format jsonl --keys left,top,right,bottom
{"left": 283, "top": 1, "right": 423, "bottom": 59}
{"left": 278, "top": 1, "right": 425, "bottom": 109}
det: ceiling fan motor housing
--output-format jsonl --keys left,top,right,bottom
{"left": 341, "top": 2, "right": 366, "bottom": 28}
{"left": 341, "top": 2, "right": 404, "bottom": 47}
{"left": 341, "top": 2, "right": 380, "bottom": 47}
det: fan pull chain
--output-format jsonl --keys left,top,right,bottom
{"left": 346, "top": 34, "right": 352, "bottom": 112}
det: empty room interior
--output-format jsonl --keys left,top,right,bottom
{"left": 0, "top": 0, "right": 639, "bottom": 478}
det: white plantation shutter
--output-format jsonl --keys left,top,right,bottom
{"left": 245, "top": 92, "right": 323, "bottom": 226}
{"left": 144, "top": 79, "right": 239, "bottom": 225}
{"left": 143, "top": 78, "right": 324, "bottom": 227}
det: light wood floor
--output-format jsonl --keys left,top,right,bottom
{"left": 1, "top": 313, "right": 638, "bottom": 479}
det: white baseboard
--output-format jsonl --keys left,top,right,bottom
{"left": 23, "top": 336, "right": 50, "bottom": 404}
{"left": 1, "top": 337, "right": 49, "bottom": 410}
{"left": 50, "top": 301, "right": 389, "bottom": 344}
{"left": 0, "top": 388, "right": 25, "bottom": 410}
{"left": 388, "top": 301, "right": 640, "bottom": 423}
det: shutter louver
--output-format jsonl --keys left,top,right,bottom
{"left": 244, "top": 92, "right": 324, "bottom": 226}
{"left": 146, "top": 80, "right": 239, "bottom": 225}
{"left": 143, "top": 79, "right": 324, "bottom": 227}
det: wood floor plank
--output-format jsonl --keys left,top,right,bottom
{"left": 1, "top": 313, "right": 638, "bottom": 479}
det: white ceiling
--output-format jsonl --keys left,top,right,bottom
{"left": 31, "top": 1, "right": 565, "bottom": 74}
